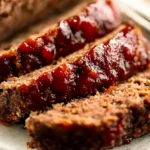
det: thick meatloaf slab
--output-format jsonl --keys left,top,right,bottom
{"left": 0, "top": 23, "right": 149, "bottom": 124}
{"left": 0, "top": 0, "right": 82, "bottom": 41}
{"left": 0, "top": 0, "right": 121, "bottom": 82}
{"left": 26, "top": 69, "right": 150, "bottom": 150}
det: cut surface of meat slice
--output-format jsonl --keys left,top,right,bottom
{"left": 0, "top": 0, "right": 121, "bottom": 82}
{"left": 0, "top": 23, "right": 149, "bottom": 124}
{"left": 26, "top": 68, "right": 150, "bottom": 150}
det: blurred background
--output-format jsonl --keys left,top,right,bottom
{"left": 119, "top": 0, "right": 150, "bottom": 34}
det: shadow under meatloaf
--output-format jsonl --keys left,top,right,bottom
{"left": 0, "top": 0, "right": 121, "bottom": 83}
{"left": 0, "top": 23, "right": 149, "bottom": 124}
{"left": 26, "top": 69, "right": 150, "bottom": 150}
{"left": 0, "top": 0, "right": 83, "bottom": 41}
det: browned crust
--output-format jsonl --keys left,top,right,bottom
{"left": 26, "top": 68, "right": 150, "bottom": 150}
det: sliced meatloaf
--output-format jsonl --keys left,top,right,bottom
{"left": 26, "top": 69, "right": 150, "bottom": 150}
{"left": 0, "top": 0, "right": 83, "bottom": 41}
{"left": 0, "top": 23, "right": 149, "bottom": 124}
{"left": 0, "top": 0, "right": 121, "bottom": 82}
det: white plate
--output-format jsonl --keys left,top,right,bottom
{"left": 0, "top": 125, "right": 29, "bottom": 150}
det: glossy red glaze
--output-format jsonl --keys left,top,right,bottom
{"left": 0, "top": 0, "right": 121, "bottom": 82}
{"left": 19, "top": 24, "right": 150, "bottom": 110}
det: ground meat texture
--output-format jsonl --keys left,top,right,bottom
{"left": 0, "top": 23, "right": 149, "bottom": 124}
{"left": 0, "top": 0, "right": 121, "bottom": 82}
{"left": 26, "top": 69, "right": 150, "bottom": 150}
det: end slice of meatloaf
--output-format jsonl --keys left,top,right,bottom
{"left": 0, "top": 23, "right": 149, "bottom": 124}
{"left": 26, "top": 69, "right": 150, "bottom": 150}
{"left": 0, "top": 0, "right": 121, "bottom": 82}
{"left": 0, "top": 0, "right": 84, "bottom": 41}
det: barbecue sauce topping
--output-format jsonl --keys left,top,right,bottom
{"left": 0, "top": 0, "right": 121, "bottom": 82}
{"left": 19, "top": 24, "right": 150, "bottom": 110}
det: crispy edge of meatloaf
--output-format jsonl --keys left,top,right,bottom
{"left": 0, "top": 0, "right": 84, "bottom": 41}
{"left": 0, "top": 25, "right": 126, "bottom": 123}
{"left": 26, "top": 68, "right": 150, "bottom": 150}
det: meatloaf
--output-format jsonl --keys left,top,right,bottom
{"left": 0, "top": 0, "right": 121, "bottom": 82}
{"left": 0, "top": 0, "right": 82, "bottom": 41}
{"left": 26, "top": 68, "right": 150, "bottom": 150}
{"left": 0, "top": 23, "right": 149, "bottom": 124}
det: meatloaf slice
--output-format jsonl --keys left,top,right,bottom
{"left": 26, "top": 69, "right": 150, "bottom": 150}
{"left": 0, "top": 0, "right": 121, "bottom": 82}
{"left": 0, "top": 0, "right": 83, "bottom": 41}
{"left": 0, "top": 23, "right": 149, "bottom": 124}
